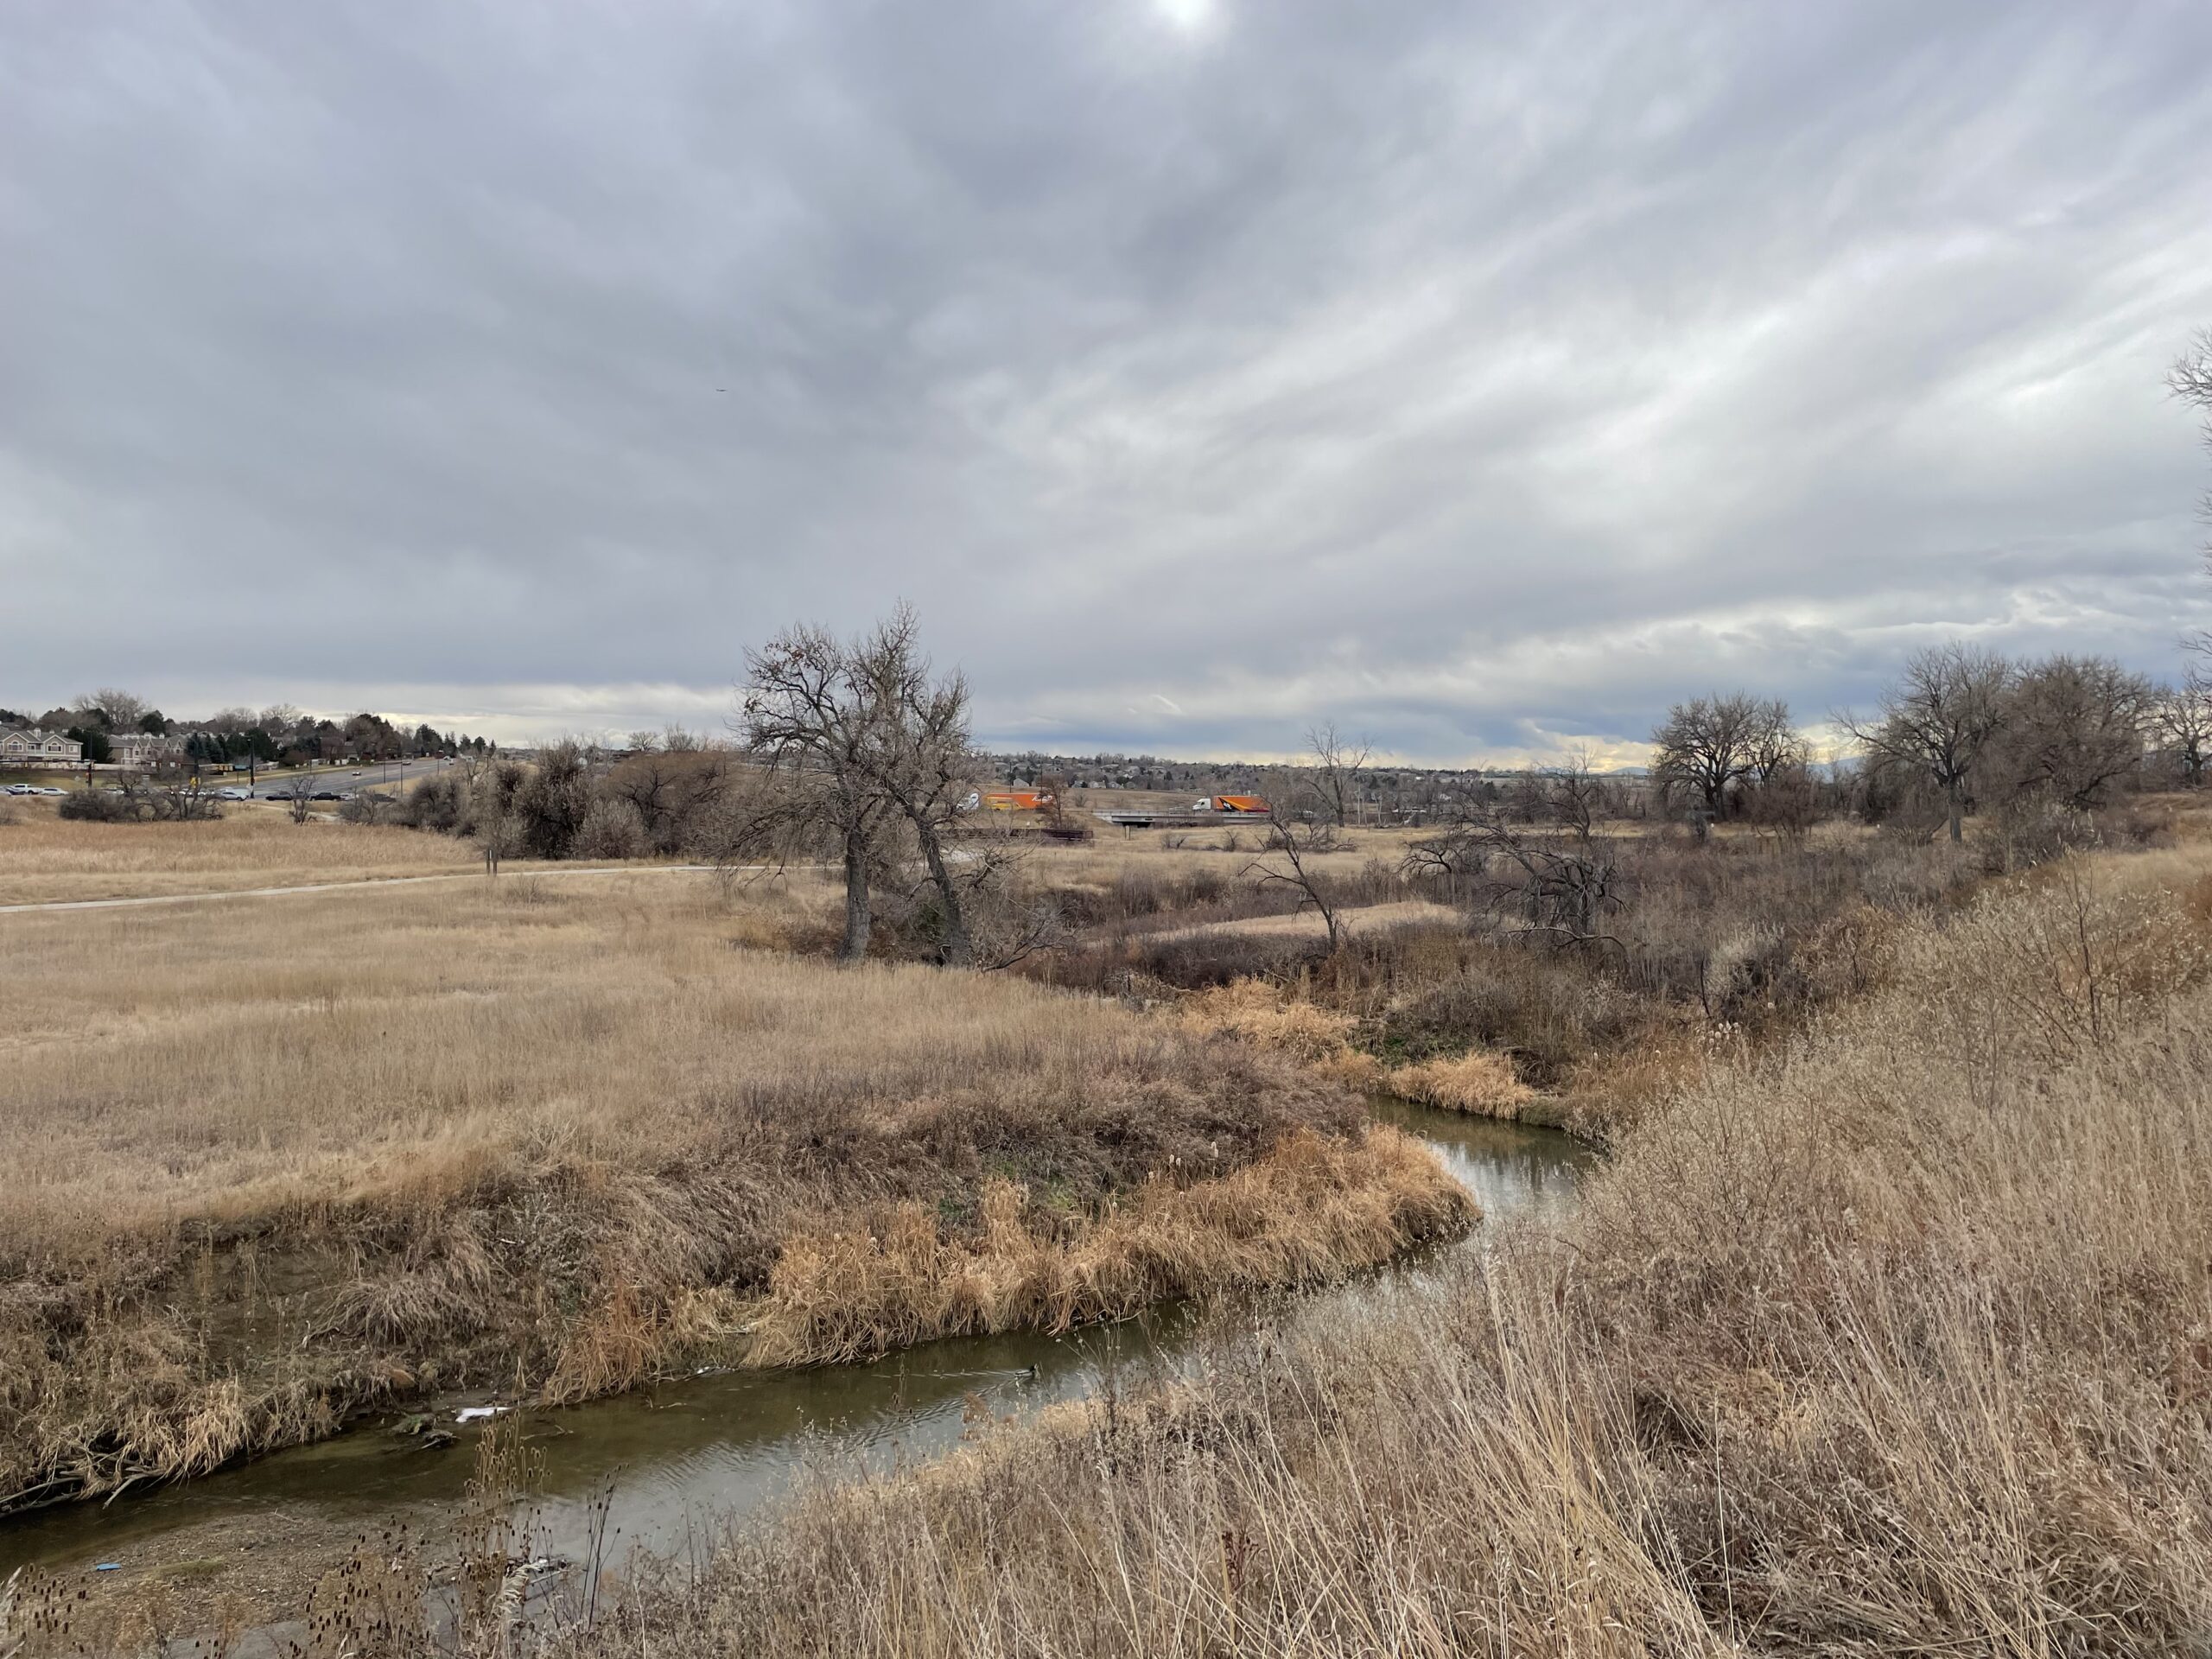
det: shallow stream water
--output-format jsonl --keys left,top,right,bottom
{"left": 0, "top": 1101, "right": 1597, "bottom": 1611}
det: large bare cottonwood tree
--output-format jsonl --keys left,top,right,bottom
{"left": 743, "top": 622, "right": 899, "bottom": 962}
{"left": 1650, "top": 693, "right": 1796, "bottom": 822}
{"left": 1840, "top": 645, "right": 2012, "bottom": 843}
{"left": 849, "top": 605, "right": 982, "bottom": 968}
{"left": 741, "top": 605, "right": 981, "bottom": 966}
{"left": 2153, "top": 671, "right": 2212, "bottom": 787}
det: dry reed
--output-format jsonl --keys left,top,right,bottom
{"left": 554, "top": 844, "right": 2212, "bottom": 1657}
{"left": 1385, "top": 1046, "right": 1534, "bottom": 1117}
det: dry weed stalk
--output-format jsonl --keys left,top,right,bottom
{"left": 545, "top": 843, "right": 2212, "bottom": 1657}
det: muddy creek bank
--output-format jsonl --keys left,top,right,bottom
{"left": 0, "top": 1103, "right": 1597, "bottom": 1627}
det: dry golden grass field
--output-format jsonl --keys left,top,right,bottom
{"left": 10, "top": 793, "right": 2212, "bottom": 1654}
{"left": 543, "top": 841, "right": 2212, "bottom": 1658}
{"left": 0, "top": 799, "right": 488, "bottom": 906}
{"left": 0, "top": 823, "right": 1466, "bottom": 1513}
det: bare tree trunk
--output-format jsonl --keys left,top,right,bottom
{"left": 914, "top": 824, "right": 973, "bottom": 968}
{"left": 1947, "top": 779, "right": 1964, "bottom": 843}
{"left": 839, "top": 839, "right": 872, "bottom": 963}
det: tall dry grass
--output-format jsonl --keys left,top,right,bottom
{"left": 0, "top": 872, "right": 1436, "bottom": 1511}
{"left": 0, "top": 803, "right": 485, "bottom": 905}
{"left": 739, "top": 1127, "right": 1467, "bottom": 1370}
{"left": 1386, "top": 1046, "right": 1533, "bottom": 1116}
{"left": 557, "top": 845, "right": 2212, "bottom": 1657}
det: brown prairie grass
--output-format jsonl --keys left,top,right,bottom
{"left": 1385, "top": 1046, "right": 1534, "bottom": 1117}
{"left": 0, "top": 872, "right": 1423, "bottom": 1511}
{"left": 0, "top": 802, "right": 486, "bottom": 905}
{"left": 558, "top": 843, "right": 2212, "bottom": 1658}
{"left": 739, "top": 1127, "right": 1468, "bottom": 1368}
{"left": 1176, "top": 976, "right": 1384, "bottom": 1090}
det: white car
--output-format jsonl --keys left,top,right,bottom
{"left": 3, "top": 784, "right": 32, "bottom": 795}
{"left": 37, "top": 786, "right": 63, "bottom": 796}
{"left": 216, "top": 786, "right": 249, "bottom": 800}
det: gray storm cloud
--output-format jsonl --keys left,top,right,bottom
{"left": 3, "top": 0, "right": 2209, "bottom": 759}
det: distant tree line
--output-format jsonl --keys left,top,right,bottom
{"left": 0, "top": 688, "right": 495, "bottom": 769}
{"left": 1638, "top": 645, "right": 2206, "bottom": 851}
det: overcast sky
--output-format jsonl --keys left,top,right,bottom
{"left": 5, "top": 1, "right": 2209, "bottom": 762}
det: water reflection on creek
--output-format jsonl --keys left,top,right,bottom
{"left": 0, "top": 1101, "right": 1598, "bottom": 1587}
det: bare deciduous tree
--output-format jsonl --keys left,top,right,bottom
{"left": 1546, "top": 750, "right": 1610, "bottom": 842}
{"left": 2152, "top": 671, "right": 2212, "bottom": 788}
{"left": 1243, "top": 819, "right": 1342, "bottom": 951}
{"left": 76, "top": 688, "right": 149, "bottom": 732}
{"left": 1306, "top": 721, "right": 1372, "bottom": 830}
{"left": 1840, "top": 645, "right": 2013, "bottom": 843}
{"left": 742, "top": 605, "right": 980, "bottom": 967}
{"left": 604, "top": 745, "right": 733, "bottom": 855}
{"left": 284, "top": 772, "right": 316, "bottom": 824}
{"left": 1650, "top": 693, "right": 1795, "bottom": 822}
{"left": 1741, "top": 753, "right": 1822, "bottom": 842}
{"left": 950, "top": 840, "right": 1069, "bottom": 971}
{"left": 848, "top": 604, "right": 982, "bottom": 968}
{"left": 134, "top": 762, "right": 220, "bottom": 822}
{"left": 1987, "top": 654, "right": 2152, "bottom": 811}
{"left": 743, "top": 623, "right": 898, "bottom": 963}
{"left": 2172, "top": 328, "right": 2212, "bottom": 647}
{"left": 1404, "top": 806, "right": 1624, "bottom": 956}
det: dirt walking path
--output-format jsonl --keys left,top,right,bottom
{"left": 0, "top": 863, "right": 726, "bottom": 916}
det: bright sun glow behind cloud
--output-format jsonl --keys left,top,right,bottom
{"left": 1152, "top": 0, "right": 1217, "bottom": 36}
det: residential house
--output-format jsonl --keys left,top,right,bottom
{"left": 0, "top": 727, "right": 83, "bottom": 766}
{"left": 107, "top": 730, "right": 179, "bottom": 768}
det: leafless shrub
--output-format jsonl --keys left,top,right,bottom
{"left": 283, "top": 772, "right": 315, "bottom": 824}
{"left": 574, "top": 795, "right": 650, "bottom": 861}
{"left": 57, "top": 771, "right": 223, "bottom": 823}
{"left": 337, "top": 790, "right": 387, "bottom": 825}
{"left": 1406, "top": 810, "right": 1624, "bottom": 956}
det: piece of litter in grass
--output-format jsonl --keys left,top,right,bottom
{"left": 94, "top": 1562, "right": 121, "bottom": 1572}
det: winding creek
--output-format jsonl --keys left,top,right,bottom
{"left": 0, "top": 1102, "right": 1597, "bottom": 1625}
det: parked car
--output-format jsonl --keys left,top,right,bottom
{"left": 3, "top": 784, "right": 33, "bottom": 795}
{"left": 311, "top": 790, "right": 342, "bottom": 801}
{"left": 36, "top": 786, "right": 63, "bottom": 796}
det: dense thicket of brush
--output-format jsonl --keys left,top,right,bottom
{"left": 0, "top": 876, "right": 1437, "bottom": 1515}
{"left": 1062, "top": 832, "right": 1980, "bottom": 1128}
{"left": 560, "top": 847, "right": 2212, "bottom": 1656}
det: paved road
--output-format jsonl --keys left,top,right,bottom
{"left": 0, "top": 863, "right": 725, "bottom": 918}
{"left": 232, "top": 754, "right": 461, "bottom": 799}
